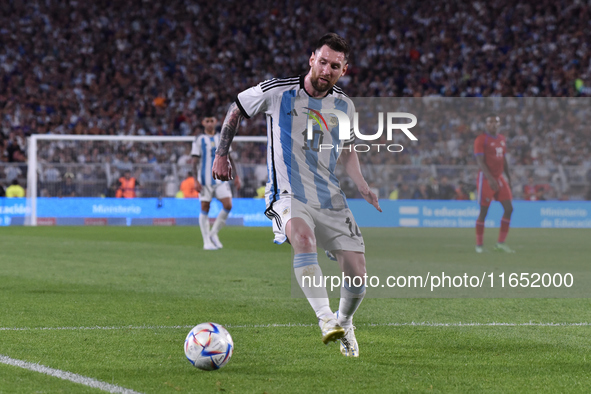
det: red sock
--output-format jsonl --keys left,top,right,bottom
{"left": 475, "top": 220, "right": 484, "bottom": 246}
{"left": 498, "top": 218, "right": 511, "bottom": 243}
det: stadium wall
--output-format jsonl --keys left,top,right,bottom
{"left": 1, "top": 198, "right": 590, "bottom": 228}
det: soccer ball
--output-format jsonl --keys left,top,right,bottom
{"left": 184, "top": 322, "right": 234, "bottom": 371}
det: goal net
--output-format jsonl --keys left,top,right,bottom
{"left": 24, "top": 135, "right": 267, "bottom": 226}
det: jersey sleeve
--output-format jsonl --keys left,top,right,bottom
{"left": 235, "top": 82, "right": 273, "bottom": 119}
{"left": 474, "top": 135, "right": 485, "bottom": 156}
{"left": 191, "top": 136, "right": 201, "bottom": 157}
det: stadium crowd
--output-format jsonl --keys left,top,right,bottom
{"left": 1, "top": 0, "right": 590, "bottom": 198}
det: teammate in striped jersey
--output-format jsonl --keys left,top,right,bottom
{"left": 212, "top": 33, "right": 381, "bottom": 357}
{"left": 191, "top": 114, "right": 241, "bottom": 250}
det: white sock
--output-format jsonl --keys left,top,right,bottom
{"left": 293, "top": 253, "right": 332, "bottom": 320}
{"left": 211, "top": 208, "right": 229, "bottom": 235}
{"left": 199, "top": 211, "right": 210, "bottom": 243}
{"left": 337, "top": 283, "right": 366, "bottom": 328}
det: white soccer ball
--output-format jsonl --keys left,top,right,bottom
{"left": 184, "top": 322, "right": 234, "bottom": 371}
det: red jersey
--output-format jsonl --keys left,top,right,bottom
{"left": 523, "top": 184, "right": 537, "bottom": 200}
{"left": 474, "top": 133, "right": 507, "bottom": 178}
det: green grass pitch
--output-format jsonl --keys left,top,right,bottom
{"left": 1, "top": 226, "right": 590, "bottom": 393}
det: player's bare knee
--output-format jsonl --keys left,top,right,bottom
{"left": 223, "top": 203, "right": 232, "bottom": 211}
{"left": 201, "top": 202, "right": 211, "bottom": 213}
{"left": 293, "top": 233, "right": 316, "bottom": 252}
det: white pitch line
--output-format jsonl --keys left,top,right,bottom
{"left": 1, "top": 322, "right": 591, "bottom": 332}
{"left": 0, "top": 355, "right": 143, "bottom": 394}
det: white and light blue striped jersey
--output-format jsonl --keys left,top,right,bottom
{"left": 191, "top": 133, "right": 226, "bottom": 186}
{"left": 235, "top": 75, "right": 355, "bottom": 219}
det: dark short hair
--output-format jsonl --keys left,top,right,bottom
{"left": 315, "top": 33, "right": 350, "bottom": 62}
{"left": 202, "top": 102, "right": 216, "bottom": 119}
{"left": 485, "top": 113, "right": 499, "bottom": 121}
{"left": 202, "top": 109, "right": 216, "bottom": 119}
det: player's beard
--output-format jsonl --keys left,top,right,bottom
{"left": 310, "top": 71, "right": 334, "bottom": 93}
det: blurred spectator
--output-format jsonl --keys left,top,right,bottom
{"left": 59, "top": 173, "right": 77, "bottom": 197}
{"left": 4, "top": 165, "right": 21, "bottom": 183}
{"left": 255, "top": 181, "right": 266, "bottom": 199}
{"left": 6, "top": 134, "right": 26, "bottom": 163}
{"left": 179, "top": 171, "right": 199, "bottom": 198}
{"left": 455, "top": 181, "right": 471, "bottom": 200}
{"left": 412, "top": 183, "right": 432, "bottom": 200}
{"left": 78, "top": 167, "right": 98, "bottom": 196}
{"left": 177, "top": 147, "right": 193, "bottom": 170}
{"left": 388, "top": 186, "right": 399, "bottom": 200}
{"left": 431, "top": 176, "right": 455, "bottom": 200}
{"left": 392, "top": 183, "right": 413, "bottom": 200}
{"left": 163, "top": 172, "right": 179, "bottom": 197}
{"left": 115, "top": 170, "right": 139, "bottom": 198}
{"left": 5, "top": 179, "right": 25, "bottom": 197}
{"left": 44, "top": 166, "right": 61, "bottom": 182}
{"left": 523, "top": 177, "right": 538, "bottom": 201}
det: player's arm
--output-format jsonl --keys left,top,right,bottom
{"left": 340, "top": 149, "right": 382, "bottom": 212}
{"left": 503, "top": 155, "right": 512, "bottom": 190}
{"left": 228, "top": 155, "right": 241, "bottom": 190}
{"left": 191, "top": 155, "right": 202, "bottom": 192}
{"left": 476, "top": 155, "right": 499, "bottom": 192}
{"left": 212, "top": 102, "right": 243, "bottom": 181}
{"left": 474, "top": 136, "right": 499, "bottom": 192}
{"left": 214, "top": 81, "right": 272, "bottom": 181}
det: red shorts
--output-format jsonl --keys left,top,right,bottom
{"left": 477, "top": 172, "right": 513, "bottom": 207}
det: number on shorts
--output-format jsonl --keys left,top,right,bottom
{"left": 345, "top": 217, "right": 362, "bottom": 237}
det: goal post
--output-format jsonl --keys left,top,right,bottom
{"left": 25, "top": 134, "right": 267, "bottom": 226}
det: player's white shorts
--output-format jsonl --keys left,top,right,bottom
{"left": 266, "top": 197, "right": 365, "bottom": 254}
{"left": 199, "top": 183, "right": 232, "bottom": 203}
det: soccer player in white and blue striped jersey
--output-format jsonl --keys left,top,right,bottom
{"left": 212, "top": 33, "right": 381, "bottom": 357}
{"left": 191, "top": 115, "right": 241, "bottom": 250}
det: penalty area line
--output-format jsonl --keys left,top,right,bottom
{"left": 1, "top": 322, "right": 591, "bottom": 332}
{"left": 0, "top": 354, "right": 143, "bottom": 394}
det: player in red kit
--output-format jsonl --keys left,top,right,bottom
{"left": 474, "top": 114, "right": 515, "bottom": 253}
